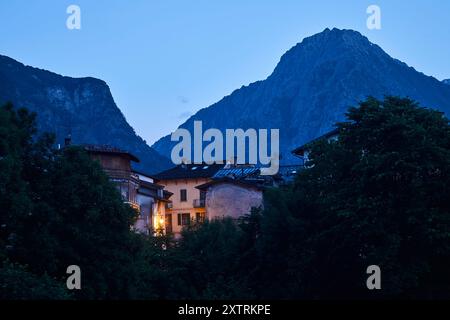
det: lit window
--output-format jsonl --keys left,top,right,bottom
{"left": 196, "top": 212, "right": 206, "bottom": 223}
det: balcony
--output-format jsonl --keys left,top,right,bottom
{"left": 125, "top": 201, "right": 140, "bottom": 212}
{"left": 193, "top": 199, "right": 205, "bottom": 208}
{"left": 103, "top": 168, "right": 140, "bottom": 184}
{"left": 101, "top": 168, "right": 140, "bottom": 210}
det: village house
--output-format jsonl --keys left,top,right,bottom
{"left": 81, "top": 143, "right": 172, "bottom": 234}
{"left": 188, "top": 130, "right": 342, "bottom": 225}
{"left": 133, "top": 171, "right": 173, "bottom": 235}
{"left": 65, "top": 126, "right": 330, "bottom": 238}
{"left": 291, "top": 128, "right": 340, "bottom": 162}
{"left": 84, "top": 144, "right": 141, "bottom": 211}
{"left": 195, "top": 163, "right": 303, "bottom": 219}
{"left": 153, "top": 163, "right": 224, "bottom": 236}
{"left": 154, "top": 160, "right": 304, "bottom": 236}
{"left": 69, "top": 138, "right": 310, "bottom": 238}
{"left": 196, "top": 165, "right": 266, "bottom": 220}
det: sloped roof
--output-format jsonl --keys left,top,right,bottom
{"left": 195, "top": 177, "right": 264, "bottom": 191}
{"left": 213, "top": 167, "right": 260, "bottom": 179}
{"left": 84, "top": 144, "right": 140, "bottom": 163}
{"left": 153, "top": 163, "right": 224, "bottom": 180}
{"left": 291, "top": 128, "right": 340, "bottom": 155}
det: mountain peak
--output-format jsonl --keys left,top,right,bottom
{"left": 0, "top": 54, "right": 172, "bottom": 173}
{"left": 270, "top": 28, "right": 383, "bottom": 81}
{"left": 0, "top": 54, "right": 107, "bottom": 86}
{"left": 315, "top": 27, "right": 366, "bottom": 38}
{"left": 153, "top": 29, "right": 450, "bottom": 165}
{"left": 299, "top": 28, "right": 370, "bottom": 48}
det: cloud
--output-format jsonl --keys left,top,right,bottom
{"left": 177, "top": 96, "right": 189, "bottom": 104}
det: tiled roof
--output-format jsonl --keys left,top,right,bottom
{"left": 84, "top": 144, "right": 140, "bottom": 163}
{"left": 132, "top": 169, "right": 158, "bottom": 180}
{"left": 153, "top": 163, "right": 224, "bottom": 180}
{"left": 213, "top": 167, "right": 260, "bottom": 179}
{"left": 195, "top": 177, "right": 264, "bottom": 191}
{"left": 138, "top": 179, "right": 165, "bottom": 190}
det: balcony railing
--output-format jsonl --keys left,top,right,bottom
{"left": 125, "top": 201, "right": 140, "bottom": 212}
{"left": 101, "top": 168, "right": 140, "bottom": 210}
{"left": 103, "top": 168, "right": 140, "bottom": 184}
{"left": 193, "top": 199, "right": 205, "bottom": 208}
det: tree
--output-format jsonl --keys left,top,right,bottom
{"left": 0, "top": 261, "right": 71, "bottom": 300}
{"left": 165, "top": 219, "right": 254, "bottom": 299}
{"left": 258, "top": 97, "right": 450, "bottom": 299}
{"left": 0, "top": 103, "right": 152, "bottom": 299}
{"left": 3, "top": 96, "right": 449, "bottom": 300}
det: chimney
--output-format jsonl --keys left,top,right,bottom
{"left": 64, "top": 134, "right": 72, "bottom": 147}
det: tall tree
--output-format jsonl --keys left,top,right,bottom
{"left": 0, "top": 103, "right": 151, "bottom": 299}
{"left": 258, "top": 97, "right": 450, "bottom": 299}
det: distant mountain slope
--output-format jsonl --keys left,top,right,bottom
{"left": 0, "top": 55, "right": 172, "bottom": 174}
{"left": 443, "top": 79, "right": 450, "bottom": 85}
{"left": 152, "top": 28, "right": 450, "bottom": 163}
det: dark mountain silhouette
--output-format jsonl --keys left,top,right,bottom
{"left": 152, "top": 28, "right": 450, "bottom": 164}
{"left": 0, "top": 55, "right": 172, "bottom": 174}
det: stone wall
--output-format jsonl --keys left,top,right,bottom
{"left": 205, "top": 183, "right": 263, "bottom": 220}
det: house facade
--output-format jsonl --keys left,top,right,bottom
{"left": 196, "top": 178, "right": 263, "bottom": 220}
{"left": 134, "top": 171, "right": 173, "bottom": 235}
{"left": 154, "top": 161, "right": 305, "bottom": 236}
{"left": 84, "top": 144, "right": 141, "bottom": 211}
{"left": 292, "top": 128, "right": 340, "bottom": 161}
{"left": 154, "top": 163, "right": 224, "bottom": 236}
{"left": 83, "top": 144, "right": 172, "bottom": 235}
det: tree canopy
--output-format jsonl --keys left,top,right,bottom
{"left": 1, "top": 96, "right": 449, "bottom": 299}
{"left": 255, "top": 97, "right": 450, "bottom": 298}
{"left": 0, "top": 103, "right": 151, "bottom": 299}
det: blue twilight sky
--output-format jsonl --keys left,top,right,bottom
{"left": 0, "top": 0, "right": 449, "bottom": 144}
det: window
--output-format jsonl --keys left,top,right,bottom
{"left": 165, "top": 214, "right": 173, "bottom": 234}
{"left": 196, "top": 212, "right": 206, "bottom": 223}
{"left": 177, "top": 213, "right": 190, "bottom": 226}
{"left": 180, "top": 189, "right": 187, "bottom": 202}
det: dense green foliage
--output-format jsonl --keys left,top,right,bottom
{"left": 0, "top": 103, "right": 151, "bottom": 299}
{"left": 254, "top": 97, "right": 450, "bottom": 299}
{"left": 1, "top": 97, "right": 449, "bottom": 299}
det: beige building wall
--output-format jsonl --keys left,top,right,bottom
{"left": 159, "top": 178, "right": 209, "bottom": 235}
{"left": 205, "top": 183, "right": 263, "bottom": 220}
